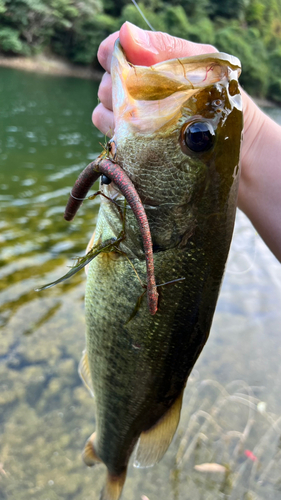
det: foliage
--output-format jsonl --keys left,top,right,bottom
{"left": 208, "top": 0, "right": 248, "bottom": 20}
{"left": 215, "top": 24, "right": 269, "bottom": 96}
{"left": 0, "top": 0, "right": 281, "bottom": 102}
{"left": 0, "top": 26, "right": 28, "bottom": 53}
{"left": 164, "top": 5, "right": 191, "bottom": 39}
{"left": 119, "top": 3, "right": 166, "bottom": 31}
{"left": 51, "top": 13, "right": 117, "bottom": 64}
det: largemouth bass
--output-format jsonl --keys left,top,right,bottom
{"left": 65, "top": 41, "right": 243, "bottom": 500}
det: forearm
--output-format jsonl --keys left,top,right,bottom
{"left": 238, "top": 90, "right": 281, "bottom": 261}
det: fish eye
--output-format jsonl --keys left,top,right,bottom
{"left": 180, "top": 121, "right": 215, "bottom": 153}
{"left": 101, "top": 174, "right": 111, "bottom": 185}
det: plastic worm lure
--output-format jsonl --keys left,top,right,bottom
{"left": 64, "top": 158, "right": 158, "bottom": 315}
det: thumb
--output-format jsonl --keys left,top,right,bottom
{"left": 119, "top": 22, "right": 217, "bottom": 66}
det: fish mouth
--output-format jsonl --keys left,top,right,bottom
{"left": 111, "top": 40, "right": 241, "bottom": 136}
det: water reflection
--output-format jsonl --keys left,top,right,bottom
{"left": 1, "top": 67, "right": 281, "bottom": 499}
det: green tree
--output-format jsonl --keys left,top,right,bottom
{"left": 0, "top": 0, "right": 52, "bottom": 53}
{"left": 0, "top": 26, "right": 26, "bottom": 53}
{"left": 267, "top": 46, "right": 281, "bottom": 102}
{"left": 119, "top": 2, "right": 166, "bottom": 31}
{"left": 0, "top": 0, "right": 281, "bottom": 100}
{"left": 215, "top": 24, "right": 268, "bottom": 96}
{"left": 209, "top": 0, "right": 247, "bottom": 19}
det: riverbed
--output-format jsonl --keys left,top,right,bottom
{"left": 1, "top": 66, "right": 281, "bottom": 500}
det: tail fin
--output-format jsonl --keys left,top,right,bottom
{"left": 100, "top": 469, "right": 127, "bottom": 500}
{"left": 83, "top": 432, "right": 127, "bottom": 500}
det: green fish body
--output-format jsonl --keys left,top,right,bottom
{"left": 80, "top": 41, "right": 243, "bottom": 500}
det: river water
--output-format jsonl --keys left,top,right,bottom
{"left": 1, "top": 67, "right": 281, "bottom": 500}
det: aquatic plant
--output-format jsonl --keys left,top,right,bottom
{"left": 174, "top": 374, "right": 281, "bottom": 499}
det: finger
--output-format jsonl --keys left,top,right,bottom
{"left": 97, "top": 23, "right": 217, "bottom": 74}
{"left": 119, "top": 22, "right": 217, "bottom": 66}
{"left": 98, "top": 31, "right": 119, "bottom": 73}
{"left": 98, "top": 72, "right": 113, "bottom": 112}
{"left": 92, "top": 103, "right": 115, "bottom": 138}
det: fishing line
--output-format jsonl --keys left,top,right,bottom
{"left": 69, "top": 191, "right": 86, "bottom": 201}
{"left": 226, "top": 230, "right": 257, "bottom": 275}
{"left": 131, "top": 0, "right": 155, "bottom": 31}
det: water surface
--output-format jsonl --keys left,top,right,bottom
{"left": 1, "top": 68, "right": 281, "bottom": 500}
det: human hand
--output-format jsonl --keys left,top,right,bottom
{"left": 92, "top": 22, "right": 216, "bottom": 137}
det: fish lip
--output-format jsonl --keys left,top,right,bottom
{"left": 114, "top": 39, "right": 241, "bottom": 73}
{"left": 151, "top": 51, "right": 242, "bottom": 74}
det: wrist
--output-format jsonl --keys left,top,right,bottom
{"left": 238, "top": 89, "right": 267, "bottom": 213}
{"left": 238, "top": 89, "right": 281, "bottom": 261}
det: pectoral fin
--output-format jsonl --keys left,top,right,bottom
{"left": 134, "top": 390, "right": 184, "bottom": 468}
{"left": 78, "top": 350, "right": 94, "bottom": 397}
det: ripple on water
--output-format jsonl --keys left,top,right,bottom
{"left": 1, "top": 69, "right": 281, "bottom": 500}
{"left": 34, "top": 187, "right": 70, "bottom": 202}
{"left": 46, "top": 164, "right": 83, "bottom": 181}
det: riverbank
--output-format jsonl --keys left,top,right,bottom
{"left": 0, "top": 53, "right": 103, "bottom": 80}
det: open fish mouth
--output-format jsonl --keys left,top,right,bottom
{"left": 112, "top": 41, "right": 241, "bottom": 137}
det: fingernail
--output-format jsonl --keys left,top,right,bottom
{"left": 125, "top": 22, "right": 159, "bottom": 54}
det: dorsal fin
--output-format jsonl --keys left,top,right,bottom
{"left": 134, "top": 390, "right": 184, "bottom": 468}
{"left": 78, "top": 349, "right": 94, "bottom": 397}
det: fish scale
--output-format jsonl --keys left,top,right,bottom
{"left": 70, "top": 40, "right": 244, "bottom": 500}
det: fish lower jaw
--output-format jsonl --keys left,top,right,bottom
{"left": 101, "top": 183, "right": 123, "bottom": 202}
{"left": 101, "top": 182, "right": 162, "bottom": 210}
